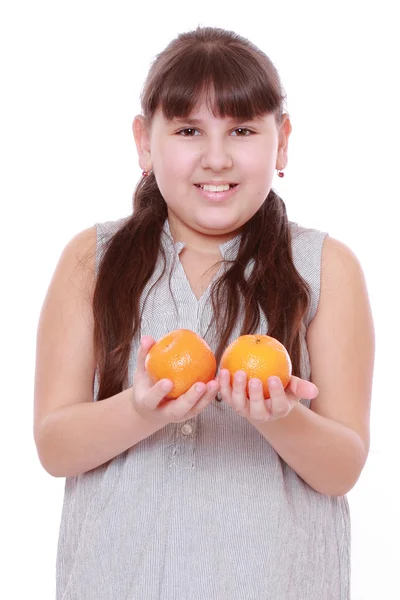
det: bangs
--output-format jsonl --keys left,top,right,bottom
{"left": 144, "top": 43, "right": 283, "bottom": 123}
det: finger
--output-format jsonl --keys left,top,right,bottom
{"left": 286, "top": 375, "right": 319, "bottom": 400}
{"left": 187, "top": 380, "right": 220, "bottom": 416}
{"left": 231, "top": 370, "right": 248, "bottom": 415}
{"left": 135, "top": 336, "right": 156, "bottom": 383}
{"left": 218, "top": 369, "right": 232, "bottom": 405}
{"left": 248, "top": 378, "right": 271, "bottom": 421}
{"left": 141, "top": 378, "right": 174, "bottom": 411}
{"left": 268, "top": 377, "right": 292, "bottom": 419}
{"left": 162, "top": 381, "right": 208, "bottom": 420}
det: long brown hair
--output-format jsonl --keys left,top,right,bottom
{"left": 92, "top": 26, "right": 311, "bottom": 401}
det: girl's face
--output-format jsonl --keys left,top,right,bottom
{"left": 134, "top": 101, "right": 291, "bottom": 244}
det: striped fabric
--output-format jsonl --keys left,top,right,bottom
{"left": 56, "top": 217, "right": 350, "bottom": 600}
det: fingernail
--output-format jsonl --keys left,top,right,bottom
{"left": 268, "top": 376, "right": 280, "bottom": 387}
{"left": 250, "top": 379, "right": 261, "bottom": 388}
{"left": 195, "top": 383, "right": 206, "bottom": 393}
{"left": 161, "top": 380, "right": 173, "bottom": 391}
{"left": 234, "top": 372, "right": 246, "bottom": 382}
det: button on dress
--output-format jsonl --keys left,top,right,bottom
{"left": 56, "top": 216, "right": 351, "bottom": 600}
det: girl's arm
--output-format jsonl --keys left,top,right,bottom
{"left": 249, "top": 236, "right": 375, "bottom": 496}
{"left": 33, "top": 228, "right": 165, "bottom": 478}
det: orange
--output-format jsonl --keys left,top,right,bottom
{"left": 220, "top": 334, "right": 292, "bottom": 399}
{"left": 145, "top": 329, "right": 217, "bottom": 399}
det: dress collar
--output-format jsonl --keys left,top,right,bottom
{"left": 161, "top": 219, "right": 242, "bottom": 261}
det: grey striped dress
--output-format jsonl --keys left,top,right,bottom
{"left": 56, "top": 216, "right": 351, "bottom": 600}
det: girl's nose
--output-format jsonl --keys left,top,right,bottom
{"left": 200, "top": 139, "right": 233, "bottom": 172}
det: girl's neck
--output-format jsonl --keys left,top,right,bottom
{"left": 167, "top": 213, "right": 240, "bottom": 258}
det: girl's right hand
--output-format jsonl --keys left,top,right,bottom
{"left": 131, "top": 336, "right": 220, "bottom": 425}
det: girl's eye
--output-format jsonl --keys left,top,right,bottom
{"left": 177, "top": 128, "right": 200, "bottom": 137}
{"left": 176, "top": 127, "right": 254, "bottom": 137}
{"left": 232, "top": 128, "right": 253, "bottom": 136}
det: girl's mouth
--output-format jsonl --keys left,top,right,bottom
{"left": 195, "top": 183, "right": 238, "bottom": 192}
{"left": 194, "top": 183, "right": 239, "bottom": 202}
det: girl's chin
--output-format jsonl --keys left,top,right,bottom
{"left": 191, "top": 211, "right": 244, "bottom": 233}
{"left": 192, "top": 221, "right": 238, "bottom": 237}
{"left": 168, "top": 208, "right": 246, "bottom": 237}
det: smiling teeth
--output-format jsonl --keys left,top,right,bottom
{"left": 200, "top": 184, "right": 231, "bottom": 192}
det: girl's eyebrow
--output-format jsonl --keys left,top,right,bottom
{"left": 171, "top": 116, "right": 261, "bottom": 126}
{"left": 171, "top": 118, "right": 203, "bottom": 127}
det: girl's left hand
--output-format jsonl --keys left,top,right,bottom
{"left": 218, "top": 369, "right": 319, "bottom": 423}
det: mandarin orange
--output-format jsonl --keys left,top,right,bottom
{"left": 220, "top": 334, "right": 292, "bottom": 399}
{"left": 145, "top": 329, "right": 217, "bottom": 399}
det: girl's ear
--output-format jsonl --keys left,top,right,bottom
{"left": 132, "top": 115, "right": 152, "bottom": 172}
{"left": 276, "top": 113, "right": 292, "bottom": 171}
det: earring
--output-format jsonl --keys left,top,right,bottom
{"left": 142, "top": 170, "right": 150, "bottom": 177}
{"left": 277, "top": 166, "right": 285, "bottom": 178}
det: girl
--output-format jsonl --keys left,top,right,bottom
{"left": 34, "top": 26, "right": 374, "bottom": 600}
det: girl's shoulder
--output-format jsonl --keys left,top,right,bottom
{"left": 288, "top": 219, "right": 329, "bottom": 262}
{"left": 288, "top": 220, "right": 329, "bottom": 263}
{"left": 95, "top": 215, "right": 130, "bottom": 239}
{"left": 92, "top": 216, "right": 131, "bottom": 277}
{"left": 289, "top": 220, "right": 328, "bottom": 243}
{"left": 288, "top": 221, "right": 329, "bottom": 326}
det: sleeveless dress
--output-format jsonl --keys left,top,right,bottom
{"left": 56, "top": 216, "right": 351, "bottom": 600}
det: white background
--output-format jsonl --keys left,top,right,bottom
{"left": 1, "top": 1, "right": 398, "bottom": 598}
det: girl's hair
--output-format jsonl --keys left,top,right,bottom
{"left": 92, "top": 26, "right": 311, "bottom": 401}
